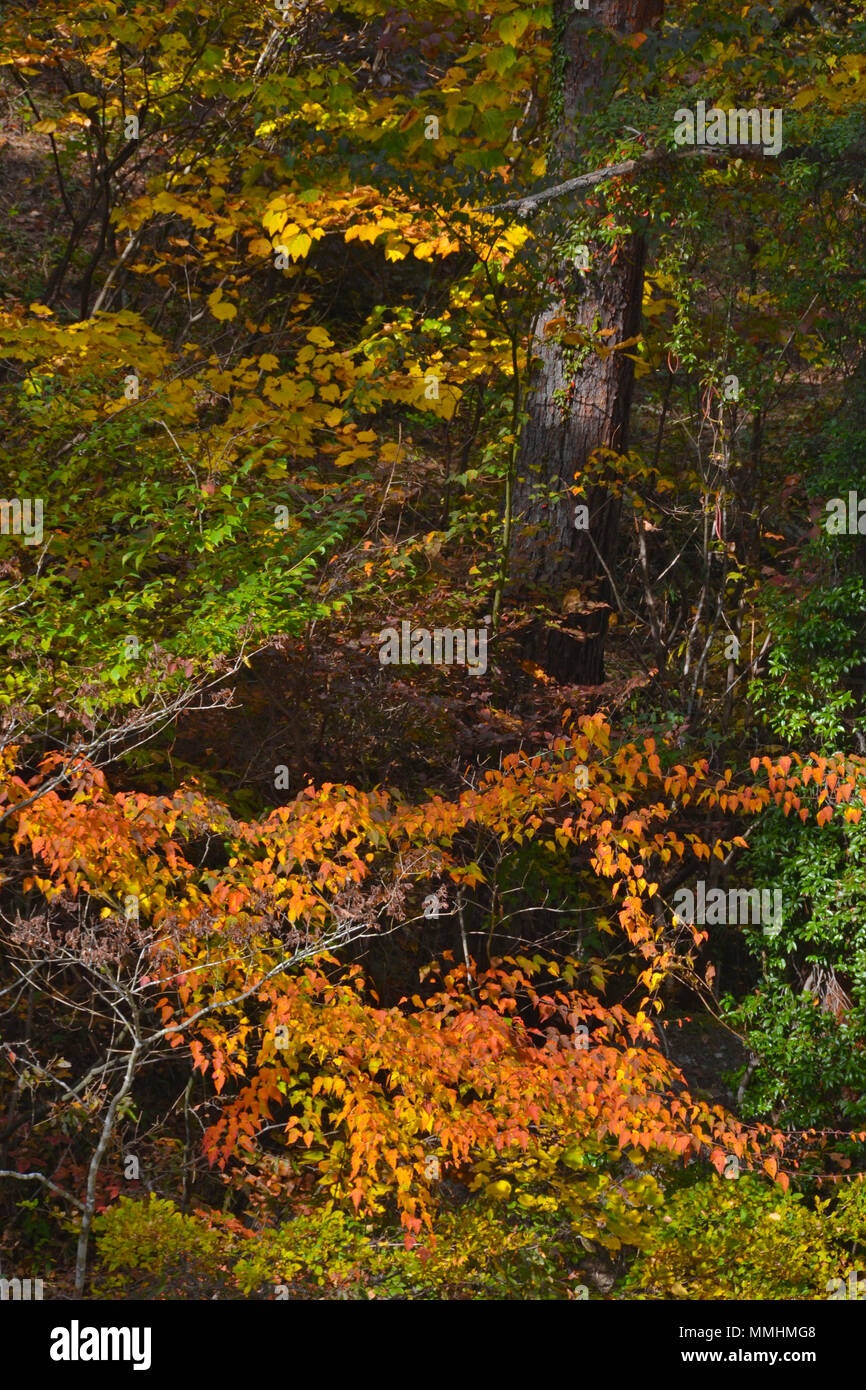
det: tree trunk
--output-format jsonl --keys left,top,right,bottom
{"left": 512, "top": 0, "right": 663, "bottom": 685}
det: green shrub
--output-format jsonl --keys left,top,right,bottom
{"left": 722, "top": 806, "right": 866, "bottom": 1129}
{"left": 624, "top": 1176, "right": 866, "bottom": 1300}
{"left": 92, "top": 1195, "right": 239, "bottom": 1299}
{"left": 93, "top": 1192, "right": 616, "bottom": 1300}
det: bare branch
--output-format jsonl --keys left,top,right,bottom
{"left": 476, "top": 144, "right": 777, "bottom": 215}
{"left": 0, "top": 1169, "right": 85, "bottom": 1212}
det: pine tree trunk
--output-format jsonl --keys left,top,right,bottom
{"left": 512, "top": 0, "right": 663, "bottom": 685}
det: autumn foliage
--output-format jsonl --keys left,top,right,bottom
{"left": 3, "top": 0, "right": 866, "bottom": 1304}
{"left": 7, "top": 714, "right": 866, "bottom": 1264}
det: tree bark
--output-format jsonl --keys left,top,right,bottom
{"left": 512, "top": 0, "right": 663, "bottom": 685}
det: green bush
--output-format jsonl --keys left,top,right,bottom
{"left": 624, "top": 1176, "right": 866, "bottom": 1300}
{"left": 92, "top": 1195, "right": 238, "bottom": 1299}
{"left": 722, "top": 806, "right": 866, "bottom": 1129}
{"left": 94, "top": 1192, "right": 613, "bottom": 1300}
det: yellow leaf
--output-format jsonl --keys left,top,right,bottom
{"left": 307, "top": 326, "right": 333, "bottom": 347}
{"left": 353, "top": 223, "right": 386, "bottom": 245}
{"left": 485, "top": 1179, "right": 512, "bottom": 1201}
{"left": 151, "top": 191, "right": 183, "bottom": 213}
{"left": 385, "top": 241, "right": 411, "bottom": 261}
{"left": 259, "top": 353, "right": 279, "bottom": 371}
{"left": 497, "top": 11, "right": 531, "bottom": 45}
{"left": 642, "top": 297, "right": 675, "bottom": 317}
{"left": 285, "top": 232, "right": 313, "bottom": 260}
{"left": 206, "top": 287, "right": 238, "bottom": 321}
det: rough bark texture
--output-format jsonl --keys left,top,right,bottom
{"left": 512, "top": 0, "right": 663, "bottom": 685}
